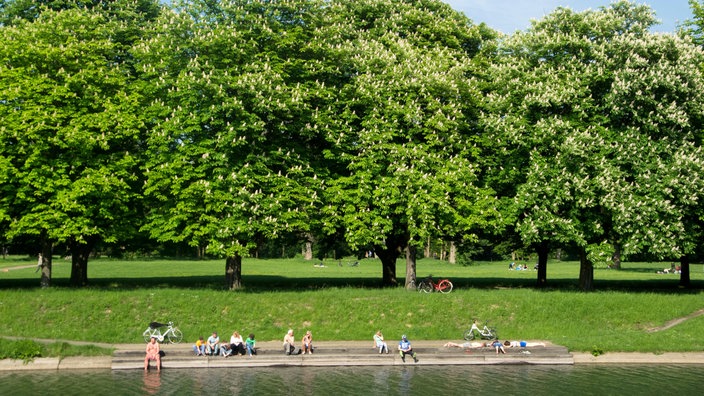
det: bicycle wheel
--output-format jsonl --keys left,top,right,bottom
{"left": 417, "top": 281, "right": 433, "bottom": 293}
{"left": 463, "top": 329, "right": 475, "bottom": 341}
{"left": 438, "top": 279, "right": 453, "bottom": 293}
{"left": 168, "top": 328, "right": 183, "bottom": 344}
{"left": 488, "top": 328, "right": 498, "bottom": 340}
{"left": 143, "top": 328, "right": 154, "bottom": 343}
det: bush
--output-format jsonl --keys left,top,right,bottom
{"left": 0, "top": 338, "right": 42, "bottom": 363}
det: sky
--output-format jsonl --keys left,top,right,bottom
{"left": 442, "top": 0, "right": 695, "bottom": 34}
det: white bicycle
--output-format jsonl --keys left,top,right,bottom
{"left": 142, "top": 321, "right": 183, "bottom": 343}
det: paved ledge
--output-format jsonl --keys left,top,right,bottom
{"left": 112, "top": 340, "right": 573, "bottom": 370}
{"left": 2, "top": 340, "right": 704, "bottom": 371}
{"left": 0, "top": 356, "right": 113, "bottom": 371}
{"left": 572, "top": 352, "right": 704, "bottom": 364}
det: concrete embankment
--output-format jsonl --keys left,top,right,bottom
{"left": 1, "top": 340, "right": 703, "bottom": 371}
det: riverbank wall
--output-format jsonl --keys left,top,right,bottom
{"left": 1, "top": 340, "right": 703, "bottom": 371}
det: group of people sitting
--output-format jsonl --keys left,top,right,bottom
{"left": 373, "top": 331, "right": 419, "bottom": 363}
{"left": 283, "top": 329, "right": 314, "bottom": 355}
{"left": 509, "top": 262, "right": 538, "bottom": 271}
{"left": 657, "top": 263, "right": 682, "bottom": 274}
{"left": 192, "top": 329, "right": 315, "bottom": 357}
{"left": 193, "top": 331, "right": 257, "bottom": 357}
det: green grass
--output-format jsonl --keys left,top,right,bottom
{"left": 0, "top": 256, "right": 702, "bottom": 353}
{"left": 0, "top": 338, "right": 113, "bottom": 361}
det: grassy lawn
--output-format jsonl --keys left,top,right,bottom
{"left": 0, "top": 256, "right": 702, "bottom": 354}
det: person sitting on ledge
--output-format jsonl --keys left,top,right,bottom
{"left": 491, "top": 340, "right": 506, "bottom": 354}
{"left": 398, "top": 335, "right": 418, "bottom": 363}
{"left": 245, "top": 333, "right": 257, "bottom": 356}
{"left": 374, "top": 330, "right": 389, "bottom": 354}
{"left": 283, "top": 329, "right": 296, "bottom": 355}
{"left": 144, "top": 336, "right": 161, "bottom": 372}
{"left": 302, "top": 330, "right": 313, "bottom": 354}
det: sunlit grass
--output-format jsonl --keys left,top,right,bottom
{"left": 0, "top": 256, "right": 702, "bottom": 353}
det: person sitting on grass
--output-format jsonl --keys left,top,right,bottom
{"left": 398, "top": 335, "right": 418, "bottom": 363}
{"left": 144, "top": 336, "right": 161, "bottom": 372}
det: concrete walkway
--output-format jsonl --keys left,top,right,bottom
{"left": 1, "top": 339, "right": 703, "bottom": 371}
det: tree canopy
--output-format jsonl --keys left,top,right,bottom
{"left": 1, "top": 0, "right": 703, "bottom": 291}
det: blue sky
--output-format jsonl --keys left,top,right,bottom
{"left": 442, "top": 0, "right": 694, "bottom": 34}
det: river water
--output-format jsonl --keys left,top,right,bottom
{"left": 2, "top": 364, "right": 702, "bottom": 395}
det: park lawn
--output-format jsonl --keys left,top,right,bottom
{"left": 0, "top": 256, "right": 702, "bottom": 355}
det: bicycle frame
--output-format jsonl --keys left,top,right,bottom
{"left": 143, "top": 321, "right": 184, "bottom": 344}
{"left": 417, "top": 276, "right": 453, "bottom": 293}
{"left": 463, "top": 321, "right": 497, "bottom": 340}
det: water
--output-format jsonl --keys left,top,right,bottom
{"left": 2, "top": 365, "right": 702, "bottom": 395}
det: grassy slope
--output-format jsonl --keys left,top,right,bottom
{"left": 0, "top": 256, "right": 702, "bottom": 353}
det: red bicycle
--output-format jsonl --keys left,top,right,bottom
{"left": 417, "top": 275, "right": 453, "bottom": 293}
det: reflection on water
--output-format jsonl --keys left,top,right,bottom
{"left": 2, "top": 364, "right": 703, "bottom": 396}
{"left": 142, "top": 372, "right": 161, "bottom": 395}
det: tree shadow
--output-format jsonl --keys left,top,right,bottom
{"left": 2, "top": 273, "right": 701, "bottom": 294}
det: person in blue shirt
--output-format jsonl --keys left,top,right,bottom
{"left": 398, "top": 335, "right": 418, "bottom": 363}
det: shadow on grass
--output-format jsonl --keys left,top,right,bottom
{"left": 1, "top": 275, "right": 701, "bottom": 294}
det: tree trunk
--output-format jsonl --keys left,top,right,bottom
{"left": 39, "top": 237, "right": 53, "bottom": 288}
{"left": 448, "top": 241, "right": 456, "bottom": 264}
{"left": 536, "top": 241, "right": 548, "bottom": 288}
{"left": 424, "top": 236, "right": 431, "bottom": 258}
{"left": 679, "top": 255, "right": 690, "bottom": 287}
{"left": 70, "top": 238, "right": 95, "bottom": 287}
{"left": 578, "top": 248, "right": 594, "bottom": 291}
{"left": 303, "top": 233, "right": 313, "bottom": 260}
{"left": 404, "top": 245, "right": 417, "bottom": 289}
{"left": 375, "top": 242, "right": 400, "bottom": 287}
{"left": 612, "top": 243, "right": 622, "bottom": 269}
{"left": 225, "top": 255, "right": 242, "bottom": 290}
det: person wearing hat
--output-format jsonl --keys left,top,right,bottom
{"left": 206, "top": 332, "right": 220, "bottom": 356}
{"left": 144, "top": 335, "right": 161, "bottom": 372}
{"left": 398, "top": 335, "right": 418, "bottom": 363}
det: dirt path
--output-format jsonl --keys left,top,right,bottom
{"left": 1, "top": 264, "right": 35, "bottom": 272}
{"left": 646, "top": 308, "right": 704, "bottom": 333}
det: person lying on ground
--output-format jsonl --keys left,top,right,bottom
{"left": 503, "top": 340, "right": 546, "bottom": 347}
{"left": 443, "top": 341, "right": 487, "bottom": 348}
